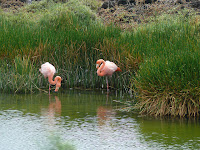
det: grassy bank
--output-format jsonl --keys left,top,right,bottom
{"left": 0, "top": 0, "right": 200, "bottom": 117}
{"left": 0, "top": 0, "right": 132, "bottom": 93}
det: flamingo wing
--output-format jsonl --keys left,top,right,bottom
{"left": 104, "top": 61, "right": 118, "bottom": 76}
{"left": 40, "top": 62, "right": 56, "bottom": 78}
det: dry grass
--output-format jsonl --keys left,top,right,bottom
{"left": 135, "top": 88, "right": 200, "bottom": 117}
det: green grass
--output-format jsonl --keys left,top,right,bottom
{"left": 0, "top": 0, "right": 200, "bottom": 116}
{"left": 131, "top": 15, "right": 200, "bottom": 117}
{"left": 0, "top": 56, "right": 40, "bottom": 93}
{"left": 0, "top": 0, "right": 129, "bottom": 93}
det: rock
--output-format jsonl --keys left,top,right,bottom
{"left": 130, "top": 0, "right": 136, "bottom": 5}
{"left": 101, "top": 1, "right": 115, "bottom": 9}
{"left": 118, "top": 0, "right": 128, "bottom": 5}
{"left": 176, "top": 0, "right": 185, "bottom": 4}
{"left": 190, "top": 1, "right": 200, "bottom": 9}
{"left": 117, "top": 0, "right": 136, "bottom": 5}
{"left": 145, "top": 0, "right": 157, "bottom": 4}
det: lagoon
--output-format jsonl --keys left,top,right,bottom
{"left": 0, "top": 90, "right": 199, "bottom": 150}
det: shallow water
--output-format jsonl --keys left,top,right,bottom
{"left": 0, "top": 90, "right": 199, "bottom": 150}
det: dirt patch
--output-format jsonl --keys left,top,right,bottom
{"left": 97, "top": 0, "right": 200, "bottom": 30}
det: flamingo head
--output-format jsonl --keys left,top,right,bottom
{"left": 55, "top": 76, "right": 62, "bottom": 92}
{"left": 96, "top": 59, "right": 104, "bottom": 69}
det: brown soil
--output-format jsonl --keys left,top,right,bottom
{"left": 97, "top": 0, "right": 200, "bottom": 30}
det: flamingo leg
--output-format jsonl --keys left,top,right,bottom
{"left": 106, "top": 76, "right": 109, "bottom": 93}
{"left": 49, "top": 84, "right": 51, "bottom": 95}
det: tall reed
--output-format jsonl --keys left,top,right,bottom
{"left": 0, "top": 56, "right": 40, "bottom": 93}
{"left": 0, "top": 0, "right": 132, "bottom": 93}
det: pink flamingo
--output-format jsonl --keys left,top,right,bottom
{"left": 96, "top": 59, "right": 122, "bottom": 92}
{"left": 39, "top": 62, "right": 62, "bottom": 94}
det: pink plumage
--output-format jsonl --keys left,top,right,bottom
{"left": 96, "top": 59, "right": 122, "bottom": 92}
{"left": 39, "top": 62, "right": 62, "bottom": 93}
{"left": 39, "top": 62, "right": 56, "bottom": 78}
{"left": 101, "top": 61, "right": 118, "bottom": 76}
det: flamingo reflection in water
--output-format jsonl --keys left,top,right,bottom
{"left": 97, "top": 106, "right": 116, "bottom": 126}
{"left": 48, "top": 96, "right": 61, "bottom": 117}
{"left": 41, "top": 96, "right": 61, "bottom": 128}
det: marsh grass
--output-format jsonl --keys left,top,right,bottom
{"left": 0, "top": 0, "right": 131, "bottom": 93}
{"left": 0, "top": 56, "right": 41, "bottom": 93}
{"left": 132, "top": 15, "right": 200, "bottom": 117}
{"left": 1, "top": 0, "right": 200, "bottom": 117}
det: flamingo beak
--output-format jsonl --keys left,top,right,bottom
{"left": 96, "top": 64, "right": 99, "bottom": 69}
{"left": 54, "top": 80, "right": 61, "bottom": 92}
{"left": 55, "top": 87, "right": 60, "bottom": 92}
{"left": 55, "top": 84, "right": 61, "bottom": 92}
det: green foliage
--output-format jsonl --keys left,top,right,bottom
{"left": 81, "top": 0, "right": 101, "bottom": 11}
{"left": 14, "top": 56, "right": 32, "bottom": 76}
{"left": 47, "top": 135, "right": 76, "bottom": 150}
{"left": 24, "top": 0, "right": 99, "bottom": 20}
{"left": 63, "top": 0, "right": 97, "bottom": 23}
{"left": 0, "top": 56, "right": 41, "bottom": 93}
{"left": 1, "top": 0, "right": 200, "bottom": 117}
{"left": 24, "top": 0, "right": 51, "bottom": 12}
{"left": 132, "top": 16, "right": 200, "bottom": 117}
{"left": 0, "top": 1, "right": 129, "bottom": 93}
{"left": 136, "top": 51, "right": 200, "bottom": 92}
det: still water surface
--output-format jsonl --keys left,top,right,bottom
{"left": 0, "top": 90, "right": 200, "bottom": 150}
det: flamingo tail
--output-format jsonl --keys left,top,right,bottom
{"left": 116, "top": 67, "right": 122, "bottom": 72}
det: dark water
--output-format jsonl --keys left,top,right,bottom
{"left": 0, "top": 90, "right": 199, "bottom": 150}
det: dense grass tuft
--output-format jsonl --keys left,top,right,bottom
{"left": 132, "top": 15, "right": 200, "bottom": 117}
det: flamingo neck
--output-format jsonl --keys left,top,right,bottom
{"left": 48, "top": 75, "right": 57, "bottom": 85}
{"left": 48, "top": 76, "right": 61, "bottom": 85}
{"left": 48, "top": 76, "right": 62, "bottom": 92}
{"left": 97, "top": 60, "right": 105, "bottom": 76}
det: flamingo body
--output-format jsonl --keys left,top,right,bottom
{"left": 39, "top": 62, "right": 56, "bottom": 78}
{"left": 96, "top": 59, "right": 121, "bottom": 92}
{"left": 97, "top": 61, "right": 118, "bottom": 76}
{"left": 39, "top": 62, "right": 62, "bottom": 93}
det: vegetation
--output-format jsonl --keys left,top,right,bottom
{"left": 45, "top": 135, "right": 76, "bottom": 150}
{"left": 0, "top": 0, "right": 200, "bottom": 117}
{"left": 0, "top": 0, "right": 131, "bottom": 93}
{"left": 132, "top": 16, "right": 200, "bottom": 117}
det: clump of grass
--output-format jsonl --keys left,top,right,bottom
{"left": 134, "top": 89, "right": 200, "bottom": 117}
{"left": 0, "top": 56, "right": 41, "bottom": 93}
{"left": 132, "top": 15, "right": 200, "bottom": 117}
